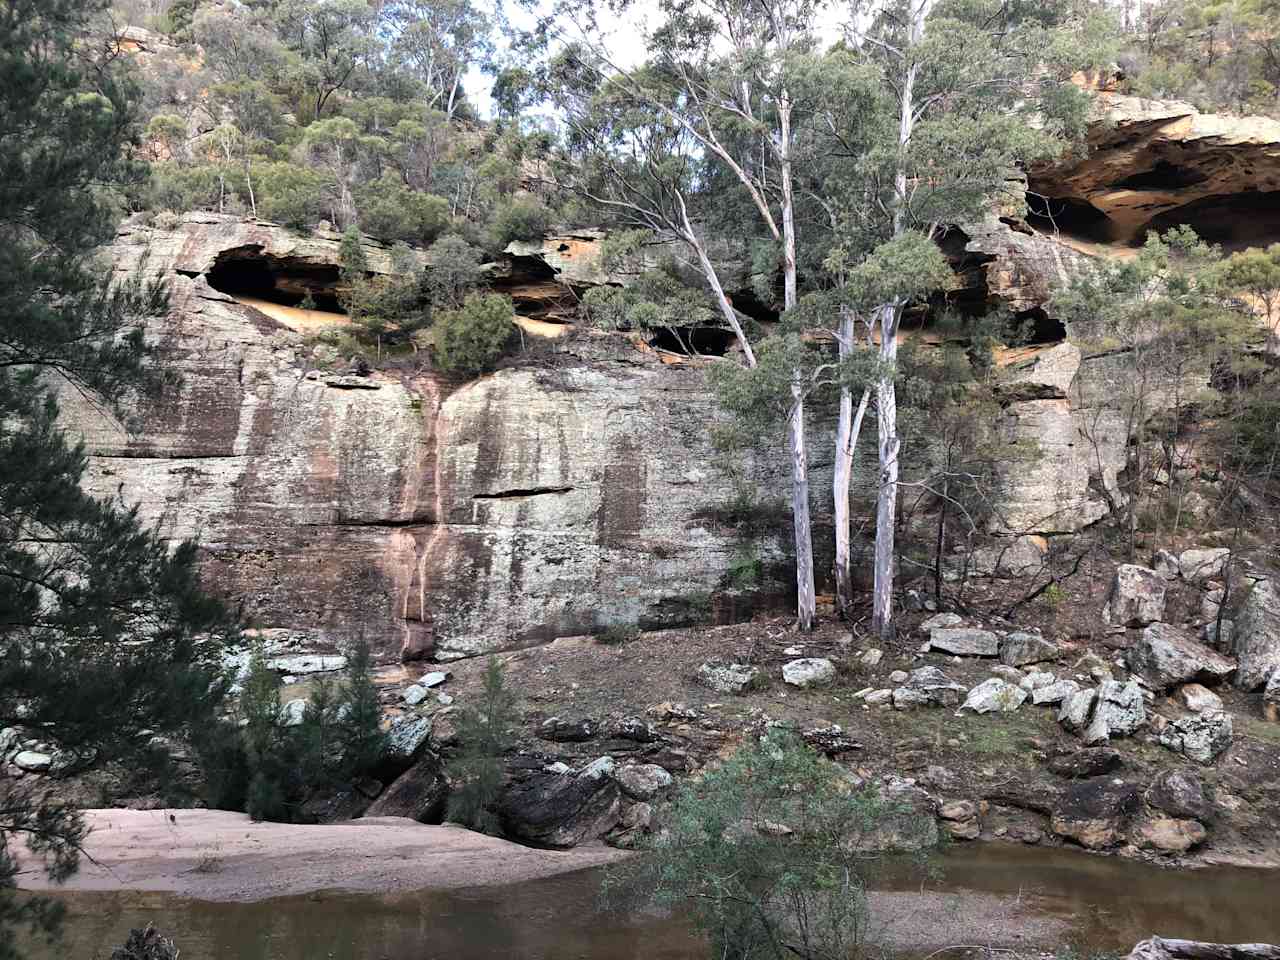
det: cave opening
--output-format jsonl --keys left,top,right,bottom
{"left": 728, "top": 289, "right": 781, "bottom": 326}
{"left": 1015, "top": 307, "right": 1067, "bottom": 345}
{"left": 1114, "top": 160, "right": 1210, "bottom": 191}
{"left": 490, "top": 253, "right": 577, "bottom": 323}
{"left": 1025, "top": 194, "right": 1118, "bottom": 244}
{"left": 205, "top": 246, "right": 345, "bottom": 313}
{"left": 1139, "top": 191, "right": 1280, "bottom": 251}
{"left": 648, "top": 325, "right": 737, "bottom": 356}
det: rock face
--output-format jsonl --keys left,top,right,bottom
{"left": 497, "top": 757, "right": 622, "bottom": 848}
{"left": 1234, "top": 579, "right": 1280, "bottom": 691}
{"left": 364, "top": 754, "right": 449, "bottom": 823}
{"left": 70, "top": 214, "right": 804, "bottom": 661}
{"left": 928, "top": 628, "right": 999, "bottom": 657}
{"left": 1050, "top": 776, "right": 1140, "bottom": 849}
{"left": 1158, "top": 712, "right": 1233, "bottom": 763}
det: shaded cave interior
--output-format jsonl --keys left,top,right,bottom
{"left": 206, "top": 245, "right": 347, "bottom": 314}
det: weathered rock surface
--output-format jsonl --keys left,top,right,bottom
{"left": 1130, "top": 812, "right": 1207, "bottom": 853}
{"left": 1178, "top": 548, "right": 1230, "bottom": 583}
{"left": 364, "top": 754, "right": 449, "bottom": 823}
{"left": 892, "top": 667, "right": 967, "bottom": 710}
{"left": 1126, "top": 622, "right": 1236, "bottom": 690}
{"left": 1104, "top": 565, "right": 1168, "bottom": 627}
{"left": 697, "top": 662, "right": 760, "bottom": 695}
{"left": 929, "top": 628, "right": 999, "bottom": 657}
{"left": 999, "top": 632, "right": 1060, "bottom": 666}
{"left": 782, "top": 658, "right": 836, "bottom": 688}
{"left": 1033, "top": 678, "right": 1081, "bottom": 706}
{"left": 1048, "top": 747, "right": 1122, "bottom": 779}
{"left": 1050, "top": 776, "right": 1140, "bottom": 849}
{"left": 1177, "top": 683, "right": 1224, "bottom": 714}
{"left": 1234, "top": 579, "right": 1280, "bottom": 691}
{"left": 1146, "top": 769, "right": 1212, "bottom": 823}
{"left": 959, "top": 678, "right": 1028, "bottom": 714}
{"left": 497, "top": 756, "right": 622, "bottom": 849}
{"left": 614, "top": 763, "right": 673, "bottom": 801}
{"left": 1084, "top": 680, "right": 1147, "bottom": 743}
{"left": 1158, "top": 712, "right": 1233, "bottom": 763}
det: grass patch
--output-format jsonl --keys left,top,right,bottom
{"left": 1238, "top": 715, "right": 1280, "bottom": 745}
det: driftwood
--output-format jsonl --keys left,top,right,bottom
{"left": 1128, "top": 938, "right": 1280, "bottom": 960}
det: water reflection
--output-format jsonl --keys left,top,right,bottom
{"left": 19, "top": 843, "right": 1280, "bottom": 960}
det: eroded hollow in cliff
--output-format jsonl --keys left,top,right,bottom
{"left": 1141, "top": 191, "right": 1280, "bottom": 251}
{"left": 490, "top": 254, "right": 577, "bottom": 324}
{"left": 205, "top": 245, "right": 346, "bottom": 313}
{"left": 647, "top": 325, "right": 737, "bottom": 357}
{"left": 1025, "top": 194, "right": 1119, "bottom": 245}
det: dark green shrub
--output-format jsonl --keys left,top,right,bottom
{"left": 356, "top": 174, "right": 450, "bottom": 245}
{"left": 433, "top": 293, "right": 514, "bottom": 375}
{"left": 252, "top": 161, "right": 332, "bottom": 229}
{"left": 484, "top": 196, "right": 551, "bottom": 250}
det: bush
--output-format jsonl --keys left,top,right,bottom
{"left": 110, "top": 925, "right": 180, "bottom": 960}
{"left": 148, "top": 161, "right": 225, "bottom": 213}
{"left": 423, "top": 235, "right": 484, "bottom": 309}
{"left": 447, "top": 657, "right": 519, "bottom": 834}
{"left": 604, "top": 730, "right": 931, "bottom": 960}
{"left": 356, "top": 174, "right": 450, "bottom": 245}
{"left": 252, "top": 161, "right": 332, "bottom": 229}
{"left": 433, "top": 293, "right": 514, "bottom": 375}
{"left": 484, "top": 196, "right": 552, "bottom": 251}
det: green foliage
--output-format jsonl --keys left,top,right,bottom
{"left": 252, "top": 162, "right": 332, "bottom": 229}
{"left": 484, "top": 196, "right": 552, "bottom": 251}
{"left": 1, "top": 2, "right": 243, "bottom": 953}
{"left": 605, "top": 730, "right": 932, "bottom": 960}
{"left": 446, "top": 657, "right": 518, "bottom": 834}
{"left": 727, "top": 543, "right": 763, "bottom": 590}
{"left": 582, "top": 269, "right": 719, "bottom": 346}
{"left": 596, "top": 622, "right": 640, "bottom": 645}
{"left": 423, "top": 235, "right": 484, "bottom": 308}
{"left": 214, "top": 637, "right": 387, "bottom": 824}
{"left": 109, "top": 925, "right": 180, "bottom": 960}
{"left": 356, "top": 174, "right": 451, "bottom": 244}
{"left": 433, "top": 293, "right": 514, "bottom": 375}
{"left": 149, "top": 161, "right": 225, "bottom": 213}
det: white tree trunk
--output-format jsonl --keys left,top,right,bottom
{"left": 789, "top": 383, "right": 816, "bottom": 631}
{"left": 833, "top": 307, "right": 871, "bottom": 618}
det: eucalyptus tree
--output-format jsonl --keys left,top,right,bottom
{"left": 826, "top": 0, "right": 1104, "bottom": 640}
{"left": 543, "top": 0, "right": 830, "bottom": 630}
{"left": 384, "top": 0, "right": 493, "bottom": 121}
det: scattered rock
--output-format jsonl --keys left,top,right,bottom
{"left": 939, "top": 799, "right": 979, "bottom": 821}
{"left": 539, "top": 717, "right": 597, "bottom": 743}
{"left": 992, "top": 665, "right": 1025, "bottom": 684}
{"left": 865, "top": 689, "right": 893, "bottom": 706}
{"left": 1103, "top": 565, "right": 1167, "bottom": 627}
{"left": 1265, "top": 669, "right": 1280, "bottom": 722}
{"left": 893, "top": 667, "right": 967, "bottom": 709}
{"left": 697, "top": 661, "right": 761, "bottom": 695}
{"left": 782, "top": 658, "right": 837, "bottom": 688}
{"left": 1130, "top": 813, "right": 1207, "bottom": 853}
{"left": 1033, "top": 678, "right": 1081, "bottom": 706}
{"left": 402, "top": 684, "right": 430, "bottom": 706}
{"left": 13, "top": 751, "right": 52, "bottom": 773}
{"left": 385, "top": 715, "right": 433, "bottom": 763}
{"left": 614, "top": 763, "right": 673, "bottom": 801}
{"left": 364, "top": 754, "right": 448, "bottom": 823}
{"left": 1153, "top": 550, "right": 1181, "bottom": 580}
{"left": 1146, "top": 769, "right": 1211, "bottom": 823}
{"left": 1202, "top": 620, "right": 1235, "bottom": 651}
{"left": 598, "top": 717, "right": 656, "bottom": 743}
{"left": 1020, "top": 671, "right": 1056, "bottom": 691}
{"left": 1178, "top": 548, "right": 1230, "bottom": 583}
{"left": 1234, "top": 579, "right": 1280, "bottom": 690}
{"left": 860, "top": 649, "right": 883, "bottom": 668}
{"left": 801, "top": 724, "right": 862, "bottom": 756}
{"left": 1158, "top": 711, "right": 1233, "bottom": 763}
{"left": 498, "top": 758, "right": 622, "bottom": 849}
{"left": 1050, "top": 776, "right": 1140, "bottom": 849}
{"left": 1176, "top": 683, "right": 1223, "bottom": 714}
{"left": 1058, "top": 687, "right": 1098, "bottom": 733}
{"left": 929, "top": 628, "right": 999, "bottom": 657}
{"left": 1126, "top": 622, "right": 1236, "bottom": 690}
{"left": 959, "top": 678, "right": 1028, "bottom": 714}
{"left": 920, "top": 612, "right": 963, "bottom": 634}
{"left": 888, "top": 670, "right": 909, "bottom": 684}
{"left": 281, "top": 699, "right": 308, "bottom": 726}
{"left": 1083, "top": 680, "right": 1146, "bottom": 744}
{"left": 420, "top": 671, "right": 450, "bottom": 688}
{"left": 999, "top": 632, "right": 1060, "bottom": 666}
{"left": 1048, "top": 747, "right": 1122, "bottom": 779}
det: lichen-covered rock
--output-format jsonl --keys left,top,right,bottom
{"left": 928, "top": 628, "right": 999, "bottom": 657}
{"left": 1158, "top": 712, "right": 1233, "bottom": 764}
{"left": 1104, "top": 565, "right": 1167, "bottom": 627}
{"left": 1126, "top": 622, "right": 1236, "bottom": 690}
{"left": 1083, "top": 680, "right": 1147, "bottom": 744}
{"left": 1034, "top": 678, "right": 1081, "bottom": 706}
{"left": 959, "top": 678, "right": 1028, "bottom": 714}
{"left": 893, "top": 667, "right": 967, "bottom": 709}
{"left": 1058, "top": 687, "right": 1098, "bottom": 733}
{"left": 385, "top": 715, "right": 433, "bottom": 764}
{"left": 697, "top": 662, "right": 760, "bottom": 695}
{"left": 782, "top": 658, "right": 836, "bottom": 688}
{"left": 539, "top": 717, "right": 597, "bottom": 743}
{"left": 1234, "top": 579, "right": 1280, "bottom": 691}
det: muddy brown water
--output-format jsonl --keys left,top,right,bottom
{"left": 18, "top": 843, "right": 1280, "bottom": 960}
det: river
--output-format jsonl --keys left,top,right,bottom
{"left": 18, "top": 843, "right": 1280, "bottom": 959}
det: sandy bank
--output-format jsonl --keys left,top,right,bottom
{"left": 15, "top": 809, "right": 628, "bottom": 903}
